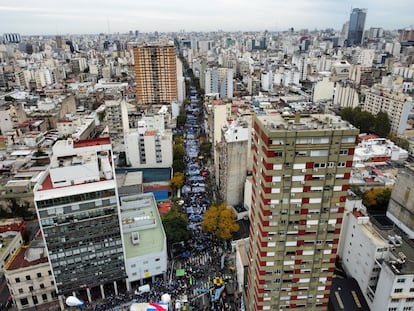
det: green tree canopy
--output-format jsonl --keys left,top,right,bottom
{"left": 341, "top": 106, "right": 391, "bottom": 136}
{"left": 374, "top": 111, "right": 391, "bottom": 137}
{"left": 202, "top": 203, "right": 240, "bottom": 240}
{"left": 161, "top": 208, "right": 192, "bottom": 245}
{"left": 173, "top": 144, "right": 185, "bottom": 161}
{"left": 177, "top": 115, "right": 187, "bottom": 128}
{"left": 199, "top": 142, "right": 212, "bottom": 158}
{"left": 172, "top": 159, "right": 185, "bottom": 173}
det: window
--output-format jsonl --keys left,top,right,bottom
{"left": 410, "top": 288, "right": 414, "bottom": 292}
{"left": 15, "top": 277, "right": 20, "bottom": 283}
{"left": 42, "top": 294, "right": 48, "bottom": 301}
{"left": 338, "top": 162, "right": 346, "bottom": 167}
{"left": 407, "top": 298, "right": 414, "bottom": 302}
{"left": 48, "top": 270, "right": 52, "bottom": 275}
{"left": 40, "top": 284, "right": 45, "bottom": 289}
{"left": 388, "top": 308, "right": 397, "bottom": 311}
{"left": 33, "top": 296, "right": 38, "bottom": 305}
{"left": 29, "top": 286, "right": 33, "bottom": 291}
{"left": 20, "top": 298, "right": 28, "bottom": 306}
{"left": 339, "top": 149, "right": 348, "bottom": 155}
{"left": 18, "top": 288, "right": 23, "bottom": 294}
{"left": 403, "top": 307, "right": 412, "bottom": 311}
{"left": 394, "top": 288, "right": 403, "bottom": 293}
{"left": 391, "top": 298, "right": 400, "bottom": 302}
{"left": 37, "top": 273, "right": 42, "bottom": 278}
{"left": 397, "top": 278, "right": 406, "bottom": 283}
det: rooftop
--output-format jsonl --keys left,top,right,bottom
{"left": 256, "top": 113, "right": 356, "bottom": 132}
{"left": 6, "top": 242, "right": 48, "bottom": 271}
{"left": 119, "top": 193, "right": 165, "bottom": 259}
{"left": 330, "top": 278, "right": 370, "bottom": 311}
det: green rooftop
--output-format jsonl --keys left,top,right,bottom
{"left": 119, "top": 193, "right": 166, "bottom": 259}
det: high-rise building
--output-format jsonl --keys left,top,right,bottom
{"left": 347, "top": 8, "right": 367, "bottom": 47}
{"left": 133, "top": 44, "right": 177, "bottom": 105}
{"left": 245, "top": 114, "right": 358, "bottom": 311}
{"left": 34, "top": 138, "right": 126, "bottom": 302}
{"left": 217, "top": 120, "right": 249, "bottom": 206}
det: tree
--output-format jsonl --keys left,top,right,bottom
{"left": 173, "top": 144, "right": 185, "bottom": 161}
{"left": 176, "top": 115, "right": 187, "bottom": 128}
{"left": 341, "top": 107, "right": 354, "bottom": 124}
{"left": 354, "top": 110, "right": 375, "bottom": 133}
{"left": 170, "top": 172, "right": 184, "bottom": 197}
{"left": 202, "top": 203, "right": 240, "bottom": 240}
{"left": 161, "top": 209, "right": 192, "bottom": 245}
{"left": 362, "top": 187, "right": 392, "bottom": 214}
{"left": 172, "top": 159, "right": 185, "bottom": 173}
{"left": 374, "top": 111, "right": 391, "bottom": 137}
{"left": 199, "top": 142, "right": 212, "bottom": 158}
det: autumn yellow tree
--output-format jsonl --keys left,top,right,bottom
{"left": 362, "top": 187, "right": 392, "bottom": 213}
{"left": 170, "top": 172, "right": 184, "bottom": 197}
{"left": 202, "top": 203, "right": 240, "bottom": 240}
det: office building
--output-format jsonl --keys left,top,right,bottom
{"left": 245, "top": 113, "right": 358, "bottom": 311}
{"left": 347, "top": 8, "right": 367, "bottom": 47}
{"left": 34, "top": 138, "right": 126, "bottom": 301}
{"left": 133, "top": 44, "right": 177, "bottom": 105}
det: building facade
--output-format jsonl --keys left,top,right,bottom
{"left": 34, "top": 138, "right": 126, "bottom": 301}
{"left": 347, "top": 8, "right": 367, "bottom": 47}
{"left": 133, "top": 44, "right": 177, "bottom": 105}
{"left": 245, "top": 114, "right": 358, "bottom": 311}
{"left": 340, "top": 208, "right": 414, "bottom": 311}
{"left": 218, "top": 121, "right": 249, "bottom": 206}
{"left": 363, "top": 87, "right": 413, "bottom": 135}
{"left": 119, "top": 193, "right": 168, "bottom": 289}
{"left": 5, "top": 239, "right": 60, "bottom": 311}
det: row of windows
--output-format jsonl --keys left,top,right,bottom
{"left": 37, "top": 190, "right": 116, "bottom": 209}
{"left": 15, "top": 271, "right": 51, "bottom": 283}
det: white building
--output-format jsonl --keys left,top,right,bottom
{"left": 363, "top": 86, "right": 413, "bottom": 135}
{"left": 33, "top": 138, "right": 126, "bottom": 301}
{"left": 340, "top": 209, "right": 414, "bottom": 311}
{"left": 119, "top": 193, "right": 168, "bottom": 288}
{"left": 5, "top": 238, "right": 60, "bottom": 311}
{"left": 124, "top": 128, "right": 172, "bottom": 169}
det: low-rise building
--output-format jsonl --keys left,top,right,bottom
{"left": 119, "top": 193, "right": 167, "bottom": 289}
{"left": 4, "top": 238, "right": 59, "bottom": 310}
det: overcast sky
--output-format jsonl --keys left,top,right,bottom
{"left": 0, "top": 0, "right": 412, "bottom": 35}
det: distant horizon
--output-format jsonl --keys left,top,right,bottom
{"left": 1, "top": 0, "right": 413, "bottom": 36}
{"left": 6, "top": 26, "right": 412, "bottom": 38}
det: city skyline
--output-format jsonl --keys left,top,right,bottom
{"left": 0, "top": 0, "right": 413, "bottom": 36}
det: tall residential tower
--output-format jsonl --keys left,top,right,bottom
{"left": 133, "top": 44, "right": 177, "bottom": 105}
{"left": 246, "top": 114, "right": 358, "bottom": 311}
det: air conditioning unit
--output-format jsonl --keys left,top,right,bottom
{"left": 301, "top": 181, "right": 306, "bottom": 185}
{"left": 301, "top": 169, "right": 306, "bottom": 173}
{"left": 314, "top": 168, "right": 319, "bottom": 172}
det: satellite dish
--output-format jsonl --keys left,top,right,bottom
{"left": 65, "top": 296, "right": 84, "bottom": 307}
